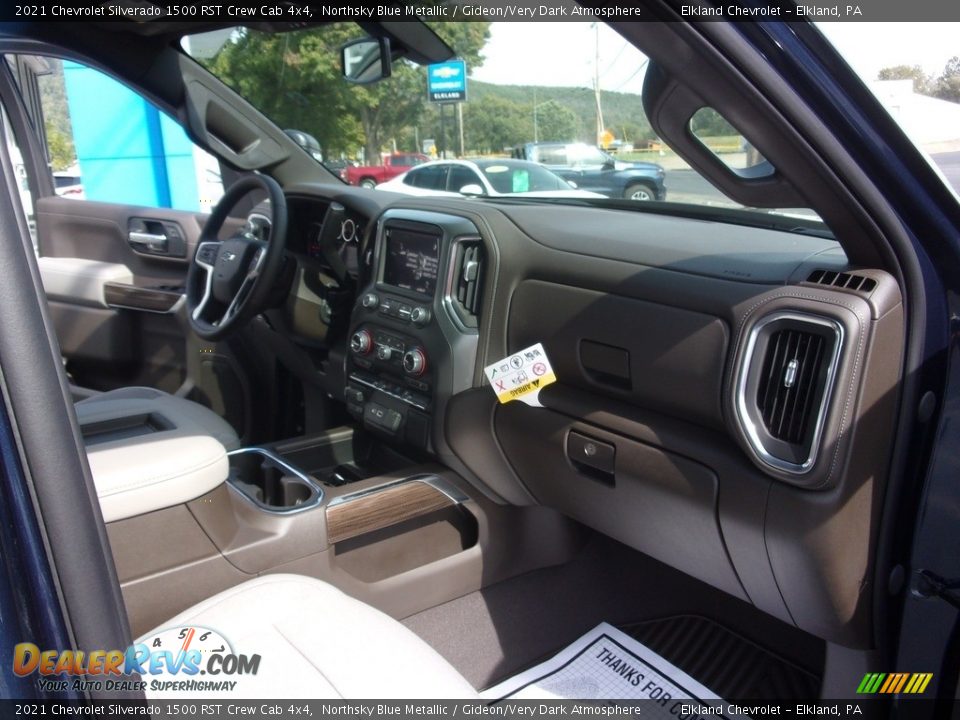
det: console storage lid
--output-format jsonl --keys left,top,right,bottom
{"left": 79, "top": 406, "right": 229, "bottom": 523}
{"left": 87, "top": 432, "right": 227, "bottom": 523}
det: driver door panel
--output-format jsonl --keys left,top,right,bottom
{"left": 35, "top": 195, "right": 203, "bottom": 394}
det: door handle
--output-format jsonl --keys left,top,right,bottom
{"left": 128, "top": 231, "right": 169, "bottom": 254}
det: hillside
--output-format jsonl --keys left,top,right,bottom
{"left": 468, "top": 79, "right": 655, "bottom": 146}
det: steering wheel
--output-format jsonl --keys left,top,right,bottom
{"left": 187, "top": 174, "right": 288, "bottom": 341}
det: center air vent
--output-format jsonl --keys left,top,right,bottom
{"left": 735, "top": 313, "right": 843, "bottom": 476}
{"left": 448, "top": 238, "right": 484, "bottom": 328}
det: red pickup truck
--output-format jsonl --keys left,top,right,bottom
{"left": 342, "top": 153, "right": 430, "bottom": 188}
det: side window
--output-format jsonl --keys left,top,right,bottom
{"left": 1, "top": 104, "right": 37, "bottom": 247}
{"left": 16, "top": 55, "right": 223, "bottom": 212}
{"left": 410, "top": 165, "right": 447, "bottom": 191}
{"left": 688, "top": 106, "right": 773, "bottom": 177}
{"left": 537, "top": 146, "right": 568, "bottom": 166}
{"left": 447, "top": 166, "right": 479, "bottom": 193}
{"left": 402, "top": 168, "right": 422, "bottom": 186}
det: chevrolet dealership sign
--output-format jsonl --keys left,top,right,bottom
{"left": 427, "top": 60, "right": 467, "bottom": 103}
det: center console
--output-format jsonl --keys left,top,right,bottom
{"left": 344, "top": 210, "right": 485, "bottom": 452}
{"left": 102, "top": 208, "right": 585, "bottom": 640}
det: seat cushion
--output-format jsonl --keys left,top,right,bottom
{"left": 139, "top": 574, "right": 478, "bottom": 699}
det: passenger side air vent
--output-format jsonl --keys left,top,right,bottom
{"left": 735, "top": 313, "right": 843, "bottom": 476}
{"left": 449, "top": 239, "right": 484, "bottom": 328}
{"left": 756, "top": 329, "right": 827, "bottom": 445}
{"left": 806, "top": 269, "right": 876, "bottom": 294}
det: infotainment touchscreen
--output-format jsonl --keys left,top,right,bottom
{"left": 382, "top": 228, "right": 441, "bottom": 296}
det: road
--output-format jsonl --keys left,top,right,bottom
{"left": 663, "top": 151, "right": 960, "bottom": 210}
{"left": 663, "top": 169, "right": 733, "bottom": 207}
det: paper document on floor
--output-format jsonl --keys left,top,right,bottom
{"left": 481, "top": 622, "right": 739, "bottom": 717}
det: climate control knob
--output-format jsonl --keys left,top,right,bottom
{"left": 350, "top": 329, "right": 372, "bottom": 355}
{"left": 410, "top": 306, "right": 432, "bottom": 326}
{"left": 402, "top": 347, "right": 427, "bottom": 377}
{"left": 376, "top": 345, "right": 393, "bottom": 362}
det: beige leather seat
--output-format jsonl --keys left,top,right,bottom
{"left": 141, "top": 574, "right": 478, "bottom": 699}
{"left": 75, "top": 387, "right": 240, "bottom": 522}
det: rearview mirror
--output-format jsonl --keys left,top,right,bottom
{"left": 341, "top": 37, "right": 392, "bottom": 85}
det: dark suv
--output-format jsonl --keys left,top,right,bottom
{"left": 513, "top": 141, "right": 666, "bottom": 201}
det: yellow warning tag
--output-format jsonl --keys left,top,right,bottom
{"left": 484, "top": 343, "right": 556, "bottom": 407}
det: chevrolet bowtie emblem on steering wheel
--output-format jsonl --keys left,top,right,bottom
{"left": 222, "top": 251, "right": 237, "bottom": 262}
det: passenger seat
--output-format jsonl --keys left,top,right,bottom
{"left": 139, "top": 574, "right": 478, "bottom": 699}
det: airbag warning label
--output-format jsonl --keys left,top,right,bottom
{"left": 484, "top": 343, "right": 556, "bottom": 406}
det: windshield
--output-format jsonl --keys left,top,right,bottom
{"left": 182, "top": 22, "right": 822, "bottom": 226}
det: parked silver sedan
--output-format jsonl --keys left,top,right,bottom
{"left": 377, "top": 158, "right": 604, "bottom": 199}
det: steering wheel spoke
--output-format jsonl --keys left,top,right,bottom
{"left": 191, "top": 240, "right": 221, "bottom": 324}
{"left": 186, "top": 175, "right": 287, "bottom": 341}
{"left": 222, "top": 243, "right": 267, "bottom": 323}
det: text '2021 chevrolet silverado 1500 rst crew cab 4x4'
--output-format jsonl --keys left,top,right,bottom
{"left": 0, "top": 3, "right": 959, "bottom": 715}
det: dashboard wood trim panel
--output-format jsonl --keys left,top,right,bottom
{"left": 326, "top": 480, "right": 455, "bottom": 545}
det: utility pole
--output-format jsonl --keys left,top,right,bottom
{"left": 439, "top": 104, "right": 446, "bottom": 159}
{"left": 593, "top": 23, "right": 605, "bottom": 147}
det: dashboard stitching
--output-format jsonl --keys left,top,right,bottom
{"left": 730, "top": 290, "right": 867, "bottom": 486}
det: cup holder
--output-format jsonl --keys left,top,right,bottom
{"left": 227, "top": 448, "right": 323, "bottom": 513}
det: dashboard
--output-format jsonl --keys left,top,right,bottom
{"left": 285, "top": 196, "right": 367, "bottom": 274}
{"left": 276, "top": 183, "right": 903, "bottom": 650}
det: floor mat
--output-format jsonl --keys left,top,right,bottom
{"left": 622, "top": 615, "right": 821, "bottom": 701}
{"left": 481, "top": 622, "right": 732, "bottom": 711}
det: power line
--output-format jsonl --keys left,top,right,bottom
{"left": 610, "top": 59, "right": 649, "bottom": 93}
{"left": 599, "top": 41, "right": 630, "bottom": 80}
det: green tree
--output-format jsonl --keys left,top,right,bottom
{"left": 463, "top": 96, "right": 530, "bottom": 153}
{"left": 38, "top": 60, "right": 77, "bottom": 169}
{"left": 689, "top": 107, "right": 737, "bottom": 137}
{"left": 618, "top": 121, "right": 657, "bottom": 146}
{"left": 46, "top": 129, "right": 75, "bottom": 171}
{"left": 204, "top": 25, "right": 363, "bottom": 156}
{"left": 534, "top": 100, "right": 577, "bottom": 142}
{"left": 427, "top": 22, "right": 490, "bottom": 69}
{"left": 347, "top": 61, "right": 427, "bottom": 162}
{"left": 933, "top": 56, "right": 960, "bottom": 102}
{"left": 203, "top": 22, "right": 490, "bottom": 161}
{"left": 878, "top": 65, "right": 933, "bottom": 95}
